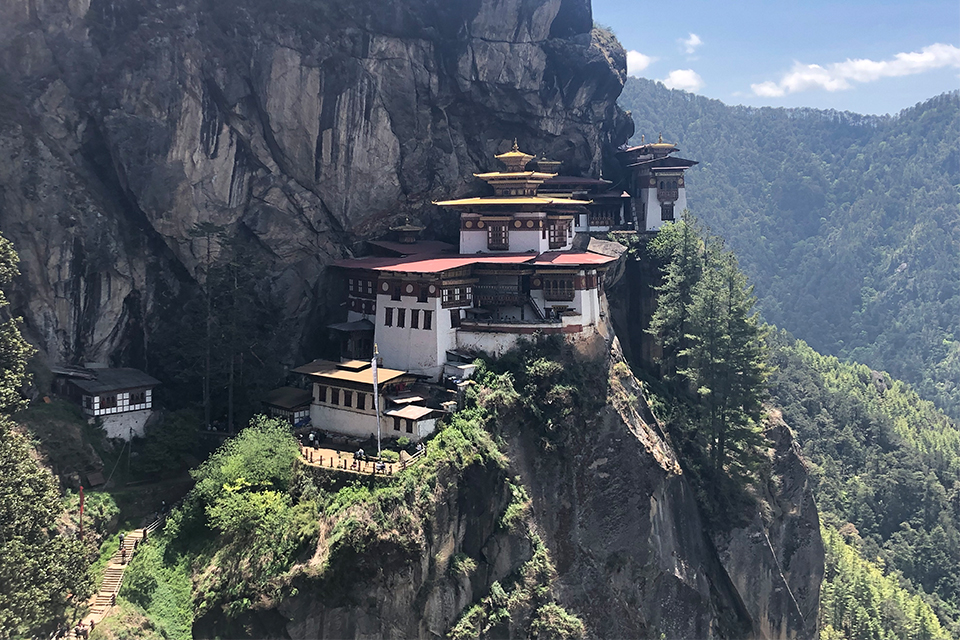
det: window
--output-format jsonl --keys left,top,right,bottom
{"left": 418, "top": 285, "right": 428, "bottom": 303}
{"left": 131, "top": 390, "right": 146, "bottom": 405}
{"left": 659, "top": 180, "right": 665, "bottom": 189}
{"left": 348, "top": 278, "right": 355, "bottom": 292}
{"left": 548, "top": 222, "right": 568, "bottom": 249}
{"left": 343, "top": 390, "right": 353, "bottom": 407}
{"left": 450, "top": 309, "right": 461, "bottom": 327}
{"left": 317, "top": 385, "right": 327, "bottom": 402}
{"left": 331, "top": 389, "right": 340, "bottom": 405}
{"left": 423, "top": 310, "right": 433, "bottom": 330}
{"left": 487, "top": 224, "right": 509, "bottom": 250}
{"left": 393, "top": 416, "right": 401, "bottom": 431}
{"left": 101, "top": 395, "right": 117, "bottom": 409}
{"left": 411, "top": 309, "right": 420, "bottom": 329}
{"left": 357, "top": 393, "right": 366, "bottom": 410}
{"left": 365, "top": 280, "right": 373, "bottom": 294}
{"left": 384, "top": 307, "right": 393, "bottom": 326}
{"left": 392, "top": 284, "right": 402, "bottom": 301}
{"left": 544, "top": 278, "right": 575, "bottom": 301}
{"left": 397, "top": 308, "right": 406, "bottom": 328}
{"left": 661, "top": 203, "right": 675, "bottom": 221}
{"left": 406, "top": 419, "right": 414, "bottom": 433}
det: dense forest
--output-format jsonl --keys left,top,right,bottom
{"left": 644, "top": 220, "right": 960, "bottom": 638}
{"left": 618, "top": 79, "right": 960, "bottom": 422}
{"left": 768, "top": 331, "right": 960, "bottom": 636}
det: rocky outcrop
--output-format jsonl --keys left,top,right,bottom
{"left": 711, "top": 414, "right": 824, "bottom": 640}
{"left": 0, "top": 0, "right": 632, "bottom": 376}
{"left": 504, "top": 336, "right": 755, "bottom": 638}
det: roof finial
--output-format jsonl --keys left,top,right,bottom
{"left": 658, "top": 132, "right": 663, "bottom": 143}
{"left": 512, "top": 138, "right": 519, "bottom": 152}
{"left": 640, "top": 134, "right": 645, "bottom": 144}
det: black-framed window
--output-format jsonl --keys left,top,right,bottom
{"left": 356, "top": 393, "right": 366, "bottom": 410}
{"left": 661, "top": 203, "right": 675, "bottom": 221}
{"left": 384, "top": 307, "right": 393, "bottom": 326}
{"left": 343, "top": 390, "right": 353, "bottom": 407}
{"left": 318, "top": 385, "right": 327, "bottom": 402}
{"left": 423, "top": 310, "right": 433, "bottom": 330}
{"left": 397, "top": 308, "right": 406, "bottom": 328}
{"left": 411, "top": 309, "right": 420, "bottom": 329}
{"left": 330, "top": 389, "right": 340, "bottom": 405}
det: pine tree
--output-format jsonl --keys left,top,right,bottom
{"left": 647, "top": 215, "right": 703, "bottom": 380}
{"left": 679, "top": 245, "right": 768, "bottom": 475}
{"left": 0, "top": 234, "right": 93, "bottom": 636}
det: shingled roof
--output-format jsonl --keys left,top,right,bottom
{"left": 70, "top": 368, "right": 160, "bottom": 394}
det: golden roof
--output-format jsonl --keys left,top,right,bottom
{"left": 291, "top": 359, "right": 411, "bottom": 386}
{"left": 494, "top": 139, "right": 535, "bottom": 167}
{"left": 474, "top": 171, "right": 557, "bottom": 180}
{"left": 433, "top": 195, "right": 592, "bottom": 207}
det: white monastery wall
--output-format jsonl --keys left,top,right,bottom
{"left": 375, "top": 294, "right": 447, "bottom": 378}
{"left": 100, "top": 409, "right": 152, "bottom": 440}
{"left": 310, "top": 401, "right": 380, "bottom": 440}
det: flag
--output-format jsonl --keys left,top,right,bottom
{"left": 371, "top": 345, "right": 380, "bottom": 416}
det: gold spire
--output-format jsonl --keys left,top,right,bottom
{"left": 658, "top": 132, "right": 663, "bottom": 143}
{"left": 640, "top": 134, "right": 645, "bottom": 143}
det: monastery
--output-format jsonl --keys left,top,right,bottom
{"left": 286, "top": 139, "right": 696, "bottom": 443}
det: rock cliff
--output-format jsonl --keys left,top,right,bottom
{"left": 0, "top": 0, "right": 632, "bottom": 375}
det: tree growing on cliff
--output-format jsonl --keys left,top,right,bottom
{"left": 679, "top": 244, "right": 768, "bottom": 475}
{"left": 647, "top": 219, "right": 769, "bottom": 479}
{"left": 647, "top": 213, "right": 704, "bottom": 381}
{"left": 0, "top": 234, "right": 93, "bottom": 636}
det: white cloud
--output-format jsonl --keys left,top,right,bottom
{"left": 626, "top": 50, "right": 656, "bottom": 77}
{"left": 751, "top": 43, "right": 960, "bottom": 97}
{"left": 662, "top": 69, "right": 704, "bottom": 92}
{"left": 681, "top": 33, "right": 703, "bottom": 55}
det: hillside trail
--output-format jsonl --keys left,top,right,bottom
{"left": 77, "top": 517, "right": 163, "bottom": 632}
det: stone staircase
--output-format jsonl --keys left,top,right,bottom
{"left": 85, "top": 517, "right": 163, "bottom": 622}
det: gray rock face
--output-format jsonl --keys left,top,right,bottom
{"left": 711, "top": 415, "right": 825, "bottom": 640}
{"left": 0, "top": 0, "right": 632, "bottom": 374}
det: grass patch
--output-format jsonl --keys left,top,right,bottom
{"left": 118, "top": 540, "right": 193, "bottom": 640}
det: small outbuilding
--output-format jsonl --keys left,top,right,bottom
{"left": 262, "top": 387, "right": 312, "bottom": 426}
{"left": 56, "top": 367, "right": 161, "bottom": 440}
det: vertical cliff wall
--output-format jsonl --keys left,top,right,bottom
{"left": 0, "top": 0, "right": 633, "bottom": 374}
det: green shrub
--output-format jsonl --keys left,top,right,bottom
{"left": 397, "top": 437, "right": 410, "bottom": 448}
{"left": 381, "top": 450, "right": 400, "bottom": 463}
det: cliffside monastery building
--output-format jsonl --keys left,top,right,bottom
{"left": 288, "top": 139, "right": 695, "bottom": 442}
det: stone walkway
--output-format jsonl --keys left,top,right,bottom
{"left": 78, "top": 518, "right": 162, "bottom": 631}
{"left": 299, "top": 445, "right": 425, "bottom": 475}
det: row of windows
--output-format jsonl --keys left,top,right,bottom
{"left": 442, "top": 287, "right": 472, "bottom": 306}
{"left": 84, "top": 390, "right": 149, "bottom": 409}
{"left": 348, "top": 278, "right": 374, "bottom": 295}
{"left": 317, "top": 386, "right": 369, "bottom": 410}
{"left": 483, "top": 223, "right": 570, "bottom": 250}
{"left": 659, "top": 179, "right": 679, "bottom": 191}
{"left": 393, "top": 416, "right": 415, "bottom": 433}
{"left": 384, "top": 307, "right": 433, "bottom": 330}
{"left": 391, "top": 284, "right": 430, "bottom": 302}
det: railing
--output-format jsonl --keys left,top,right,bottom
{"left": 543, "top": 288, "right": 576, "bottom": 301}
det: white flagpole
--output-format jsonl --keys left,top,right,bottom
{"left": 372, "top": 344, "right": 381, "bottom": 458}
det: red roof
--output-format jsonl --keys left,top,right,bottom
{"left": 534, "top": 252, "right": 618, "bottom": 266}
{"left": 336, "top": 251, "right": 617, "bottom": 274}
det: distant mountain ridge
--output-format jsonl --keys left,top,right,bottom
{"left": 619, "top": 77, "right": 960, "bottom": 419}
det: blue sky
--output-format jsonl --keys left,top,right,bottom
{"left": 592, "top": 0, "right": 960, "bottom": 115}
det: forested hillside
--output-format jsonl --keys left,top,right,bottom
{"left": 768, "top": 332, "right": 960, "bottom": 636}
{"left": 618, "top": 79, "right": 960, "bottom": 420}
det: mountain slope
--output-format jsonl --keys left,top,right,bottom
{"left": 618, "top": 78, "right": 960, "bottom": 420}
